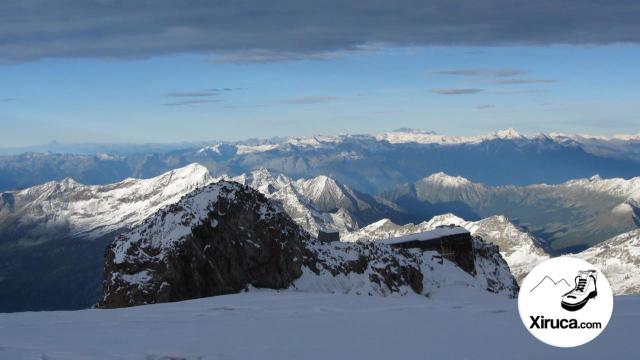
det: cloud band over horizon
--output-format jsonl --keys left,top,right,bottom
{"left": 2, "top": 0, "right": 640, "bottom": 63}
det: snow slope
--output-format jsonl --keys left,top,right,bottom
{"left": 0, "top": 163, "right": 214, "bottom": 238}
{"left": 0, "top": 292, "right": 637, "bottom": 359}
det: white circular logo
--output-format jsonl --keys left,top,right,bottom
{"left": 518, "top": 256, "right": 613, "bottom": 347}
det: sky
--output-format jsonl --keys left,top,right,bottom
{"left": 1, "top": 1, "right": 639, "bottom": 147}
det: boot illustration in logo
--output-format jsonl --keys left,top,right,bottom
{"left": 561, "top": 270, "right": 598, "bottom": 312}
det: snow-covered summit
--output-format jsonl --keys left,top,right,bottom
{"left": 493, "top": 127, "right": 524, "bottom": 140}
{"left": 293, "top": 175, "right": 370, "bottom": 212}
{"left": 1, "top": 163, "right": 214, "bottom": 238}
{"left": 196, "top": 143, "right": 238, "bottom": 157}
{"left": 228, "top": 168, "right": 404, "bottom": 235}
{"left": 375, "top": 128, "right": 527, "bottom": 145}
{"left": 423, "top": 172, "right": 475, "bottom": 188}
{"left": 562, "top": 174, "right": 640, "bottom": 198}
{"left": 230, "top": 169, "right": 362, "bottom": 235}
{"left": 413, "top": 173, "right": 487, "bottom": 203}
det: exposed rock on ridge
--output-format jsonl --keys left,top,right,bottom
{"left": 100, "top": 181, "right": 307, "bottom": 308}
{"left": 100, "top": 182, "right": 518, "bottom": 308}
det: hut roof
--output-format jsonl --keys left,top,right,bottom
{"left": 379, "top": 225, "right": 469, "bottom": 246}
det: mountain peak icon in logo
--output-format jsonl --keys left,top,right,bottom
{"left": 529, "top": 276, "right": 571, "bottom": 293}
{"left": 560, "top": 270, "right": 598, "bottom": 312}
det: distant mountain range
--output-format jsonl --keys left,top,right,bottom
{"left": 1, "top": 162, "right": 639, "bottom": 311}
{"left": 2, "top": 128, "right": 640, "bottom": 193}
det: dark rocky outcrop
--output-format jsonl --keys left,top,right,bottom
{"left": 99, "top": 181, "right": 518, "bottom": 308}
{"left": 301, "top": 241, "right": 425, "bottom": 295}
{"left": 99, "top": 181, "right": 309, "bottom": 308}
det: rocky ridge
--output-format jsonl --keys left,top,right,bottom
{"left": 100, "top": 182, "right": 518, "bottom": 308}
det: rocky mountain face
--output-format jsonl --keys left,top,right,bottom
{"left": 385, "top": 172, "right": 640, "bottom": 251}
{"left": 100, "top": 182, "right": 518, "bottom": 308}
{"left": 100, "top": 181, "right": 308, "bottom": 308}
{"left": 230, "top": 169, "right": 410, "bottom": 235}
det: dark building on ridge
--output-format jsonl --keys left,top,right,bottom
{"left": 318, "top": 230, "right": 340, "bottom": 243}
{"left": 379, "top": 224, "right": 475, "bottom": 273}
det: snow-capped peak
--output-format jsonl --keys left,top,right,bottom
{"left": 374, "top": 128, "right": 528, "bottom": 145}
{"left": 423, "top": 213, "right": 466, "bottom": 227}
{"left": 564, "top": 174, "right": 640, "bottom": 199}
{"left": 295, "top": 175, "right": 343, "bottom": 202}
{"left": 493, "top": 128, "right": 523, "bottom": 140}
{"left": 423, "top": 172, "right": 473, "bottom": 188}
{"left": 8, "top": 163, "right": 214, "bottom": 238}
{"left": 56, "top": 177, "right": 82, "bottom": 191}
{"left": 365, "top": 218, "right": 396, "bottom": 230}
{"left": 229, "top": 170, "right": 363, "bottom": 235}
{"left": 231, "top": 168, "right": 293, "bottom": 195}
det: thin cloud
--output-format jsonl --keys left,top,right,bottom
{"left": 205, "top": 88, "right": 238, "bottom": 92}
{"left": 433, "top": 88, "right": 483, "bottom": 95}
{"left": 433, "top": 69, "right": 524, "bottom": 78}
{"left": 495, "top": 79, "right": 557, "bottom": 84}
{"left": 162, "top": 99, "right": 222, "bottom": 106}
{"left": 211, "top": 49, "right": 343, "bottom": 64}
{"left": 0, "top": 98, "right": 16, "bottom": 102}
{"left": 476, "top": 104, "right": 496, "bottom": 110}
{"left": 162, "top": 88, "right": 239, "bottom": 105}
{"left": 165, "top": 91, "right": 220, "bottom": 97}
{"left": 165, "top": 87, "right": 240, "bottom": 97}
{"left": 281, "top": 96, "right": 339, "bottom": 104}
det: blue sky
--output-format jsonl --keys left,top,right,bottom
{"left": 1, "top": 0, "right": 639, "bottom": 147}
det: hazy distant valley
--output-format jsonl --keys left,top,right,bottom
{"left": 3, "top": 129, "right": 640, "bottom": 193}
{"left": 1, "top": 129, "right": 639, "bottom": 312}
